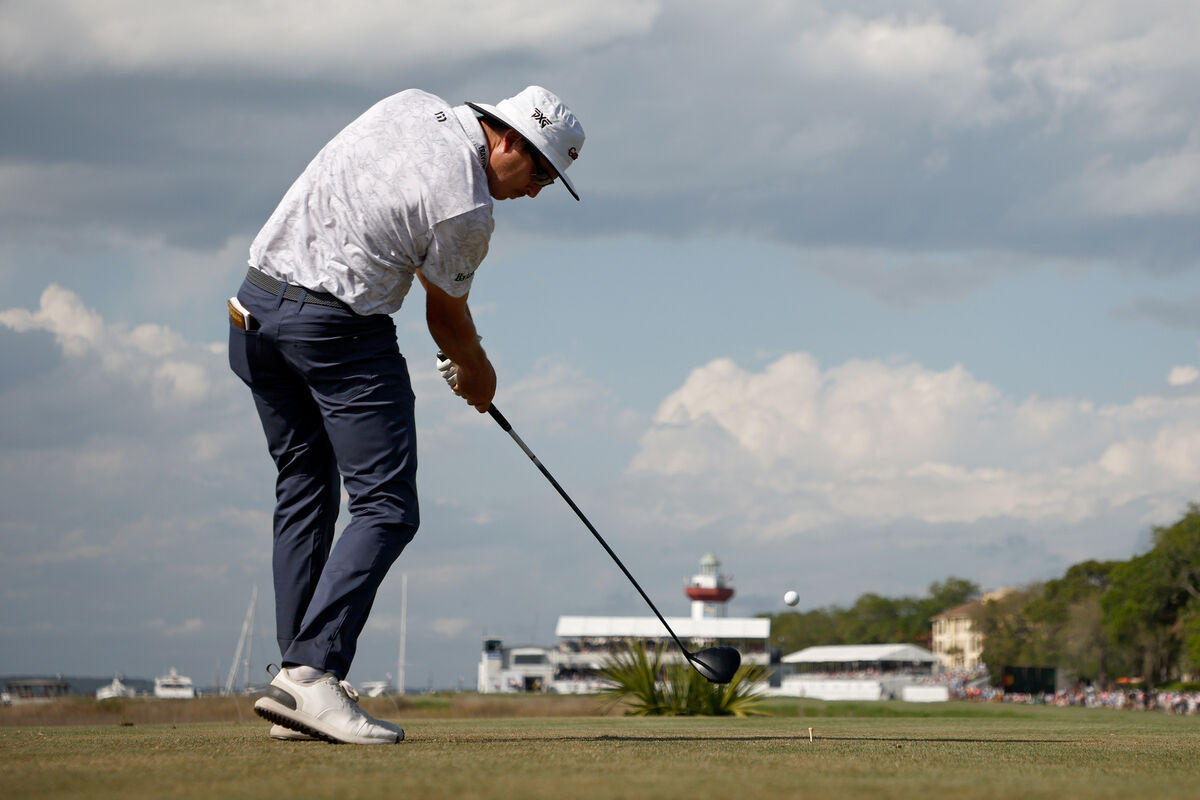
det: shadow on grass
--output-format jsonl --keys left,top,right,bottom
{"left": 471, "top": 734, "right": 1076, "bottom": 744}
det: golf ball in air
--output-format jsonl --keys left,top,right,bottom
{"left": 784, "top": 590, "right": 799, "bottom": 606}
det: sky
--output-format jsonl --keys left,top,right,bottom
{"left": 3, "top": 0, "right": 1200, "bottom": 691}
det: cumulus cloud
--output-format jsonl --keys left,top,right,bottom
{"left": 791, "top": 12, "right": 1006, "bottom": 128}
{"left": 0, "top": 284, "right": 207, "bottom": 408}
{"left": 0, "top": 284, "right": 106, "bottom": 356}
{"left": 0, "top": 286, "right": 262, "bottom": 567}
{"left": 1169, "top": 365, "right": 1200, "bottom": 386}
{"left": 0, "top": 0, "right": 661, "bottom": 76}
{"left": 629, "top": 354, "right": 1200, "bottom": 536}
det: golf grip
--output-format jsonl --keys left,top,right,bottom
{"left": 435, "top": 353, "right": 693, "bottom": 661}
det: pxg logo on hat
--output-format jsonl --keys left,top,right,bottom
{"left": 467, "top": 86, "right": 585, "bottom": 201}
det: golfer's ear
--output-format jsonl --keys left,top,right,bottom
{"left": 501, "top": 129, "right": 525, "bottom": 153}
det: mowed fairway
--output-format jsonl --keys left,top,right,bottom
{"left": 2, "top": 704, "right": 1199, "bottom": 799}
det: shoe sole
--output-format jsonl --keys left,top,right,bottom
{"left": 270, "top": 724, "right": 318, "bottom": 742}
{"left": 255, "top": 697, "right": 342, "bottom": 744}
{"left": 254, "top": 695, "right": 402, "bottom": 745}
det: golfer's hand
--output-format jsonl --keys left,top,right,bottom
{"left": 435, "top": 352, "right": 495, "bottom": 412}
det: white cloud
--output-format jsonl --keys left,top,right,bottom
{"left": 1072, "top": 131, "right": 1200, "bottom": 217}
{"left": 430, "top": 617, "right": 471, "bottom": 638}
{"left": 790, "top": 12, "right": 1007, "bottom": 128}
{"left": 153, "top": 360, "right": 210, "bottom": 410}
{"left": 629, "top": 354, "right": 1200, "bottom": 535}
{"left": 0, "top": 284, "right": 104, "bottom": 356}
{"left": 0, "top": 0, "right": 661, "bottom": 76}
{"left": 500, "top": 358, "right": 616, "bottom": 435}
{"left": 1169, "top": 365, "right": 1200, "bottom": 386}
{"left": 147, "top": 617, "right": 206, "bottom": 638}
{"left": 0, "top": 285, "right": 216, "bottom": 408}
{"left": 0, "top": 286, "right": 271, "bottom": 571}
{"left": 1000, "top": 1, "right": 1200, "bottom": 139}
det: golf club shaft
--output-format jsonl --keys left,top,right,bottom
{"left": 486, "top": 403, "right": 698, "bottom": 664}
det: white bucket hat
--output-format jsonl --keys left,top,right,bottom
{"left": 467, "top": 86, "right": 585, "bottom": 201}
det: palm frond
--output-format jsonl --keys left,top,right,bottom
{"left": 598, "top": 639, "right": 769, "bottom": 716}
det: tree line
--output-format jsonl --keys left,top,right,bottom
{"left": 765, "top": 577, "right": 981, "bottom": 654}
{"left": 977, "top": 505, "right": 1200, "bottom": 688}
{"left": 766, "top": 505, "right": 1200, "bottom": 689}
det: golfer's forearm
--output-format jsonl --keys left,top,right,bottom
{"left": 419, "top": 271, "right": 487, "bottom": 369}
{"left": 426, "top": 307, "right": 486, "bottom": 369}
{"left": 428, "top": 305, "right": 496, "bottom": 410}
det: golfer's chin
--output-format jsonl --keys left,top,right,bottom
{"left": 487, "top": 183, "right": 529, "bottom": 201}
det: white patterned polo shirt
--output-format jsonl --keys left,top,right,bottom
{"left": 248, "top": 89, "right": 494, "bottom": 315}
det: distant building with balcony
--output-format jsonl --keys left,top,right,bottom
{"left": 930, "top": 589, "right": 1012, "bottom": 670}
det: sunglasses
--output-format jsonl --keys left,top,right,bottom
{"left": 527, "top": 147, "right": 556, "bottom": 186}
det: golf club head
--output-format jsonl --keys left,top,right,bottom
{"left": 689, "top": 646, "right": 741, "bottom": 684}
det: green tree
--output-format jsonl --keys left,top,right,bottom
{"left": 1103, "top": 553, "right": 1179, "bottom": 686}
{"left": 764, "top": 607, "right": 842, "bottom": 654}
{"left": 1152, "top": 504, "right": 1200, "bottom": 608}
{"left": 925, "top": 577, "right": 982, "bottom": 610}
{"left": 1061, "top": 594, "right": 1108, "bottom": 684}
{"left": 1099, "top": 508, "right": 1200, "bottom": 685}
{"left": 1179, "top": 603, "right": 1200, "bottom": 679}
{"left": 976, "top": 585, "right": 1045, "bottom": 685}
{"left": 766, "top": 576, "right": 980, "bottom": 653}
{"left": 1025, "top": 560, "right": 1120, "bottom": 685}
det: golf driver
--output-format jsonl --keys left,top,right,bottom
{"left": 448, "top": 374, "right": 741, "bottom": 683}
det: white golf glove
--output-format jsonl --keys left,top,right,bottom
{"left": 436, "top": 352, "right": 459, "bottom": 390}
{"left": 436, "top": 336, "right": 482, "bottom": 393}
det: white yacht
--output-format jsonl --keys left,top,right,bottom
{"left": 96, "top": 674, "right": 137, "bottom": 700}
{"left": 154, "top": 668, "right": 196, "bottom": 699}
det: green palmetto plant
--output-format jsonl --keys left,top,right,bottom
{"left": 597, "top": 639, "right": 769, "bottom": 716}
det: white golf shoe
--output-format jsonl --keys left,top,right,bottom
{"left": 254, "top": 669, "right": 404, "bottom": 745}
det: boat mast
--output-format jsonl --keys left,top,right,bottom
{"left": 224, "top": 584, "right": 257, "bottom": 695}
{"left": 397, "top": 573, "right": 407, "bottom": 695}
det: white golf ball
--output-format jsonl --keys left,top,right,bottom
{"left": 784, "top": 590, "right": 799, "bottom": 607}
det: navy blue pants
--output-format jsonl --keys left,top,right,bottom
{"left": 228, "top": 276, "right": 418, "bottom": 680}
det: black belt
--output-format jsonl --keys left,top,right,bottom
{"left": 246, "top": 267, "right": 350, "bottom": 310}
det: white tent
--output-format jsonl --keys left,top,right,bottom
{"left": 782, "top": 643, "right": 938, "bottom": 665}
{"left": 774, "top": 643, "right": 944, "bottom": 702}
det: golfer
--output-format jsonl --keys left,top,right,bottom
{"left": 227, "top": 86, "right": 585, "bottom": 744}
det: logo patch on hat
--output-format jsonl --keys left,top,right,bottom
{"left": 531, "top": 108, "right": 552, "bottom": 128}
{"left": 568, "top": 147, "right": 579, "bottom": 161}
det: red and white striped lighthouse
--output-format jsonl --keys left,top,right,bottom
{"left": 685, "top": 553, "right": 735, "bottom": 620}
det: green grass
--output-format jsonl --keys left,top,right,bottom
{"left": 2, "top": 703, "right": 1199, "bottom": 799}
